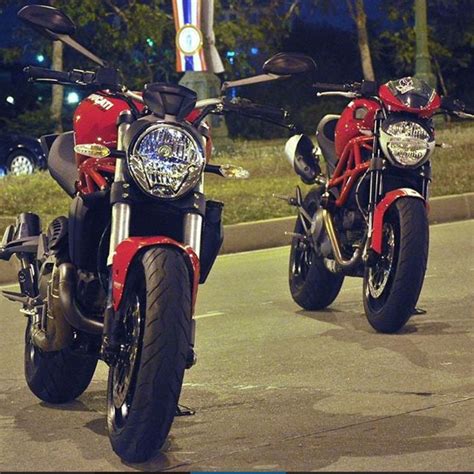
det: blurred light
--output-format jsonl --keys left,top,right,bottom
{"left": 250, "top": 47, "right": 259, "bottom": 55}
{"left": 226, "top": 50, "right": 236, "bottom": 58}
{"left": 67, "top": 92, "right": 80, "bottom": 104}
{"left": 0, "top": 167, "right": 6, "bottom": 178}
{"left": 6, "top": 96, "right": 14, "bottom": 105}
{"left": 36, "top": 54, "right": 45, "bottom": 63}
{"left": 146, "top": 38, "right": 155, "bottom": 47}
{"left": 229, "top": 57, "right": 234, "bottom": 65}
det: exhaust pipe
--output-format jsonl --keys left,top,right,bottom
{"left": 58, "top": 263, "right": 104, "bottom": 335}
{"left": 322, "top": 209, "right": 362, "bottom": 270}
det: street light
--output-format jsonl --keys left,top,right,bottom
{"left": 36, "top": 54, "right": 45, "bottom": 63}
{"left": 67, "top": 92, "right": 80, "bottom": 104}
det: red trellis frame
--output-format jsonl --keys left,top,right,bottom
{"left": 328, "top": 135, "right": 373, "bottom": 207}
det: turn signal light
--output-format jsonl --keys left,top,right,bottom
{"left": 74, "top": 144, "right": 111, "bottom": 158}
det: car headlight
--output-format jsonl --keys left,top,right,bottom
{"left": 380, "top": 119, "right": 434, "bottom": 168}
{"left": 128, "top": 123, "right": 205, "bottom": 199}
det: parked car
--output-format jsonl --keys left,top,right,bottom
{"left": 0, "top": 133, "right": 46, "bottom": 176}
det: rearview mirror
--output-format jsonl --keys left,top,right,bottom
{"left": 18, "top": 5, "right": 76, "bottom": 39}
{"left": 263, "top": 53, "right": 317, "bottom": 76}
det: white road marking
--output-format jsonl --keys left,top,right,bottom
{"left": 194, "top": 311, "right": 225, "bottom": 320}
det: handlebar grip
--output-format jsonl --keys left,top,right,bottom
{"left": 313, "top": 82, "right": 350, "bottom": 92}
{"left": 24, "top": 66, "right": 70, "bottom": 83}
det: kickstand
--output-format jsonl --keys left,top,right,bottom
{"left": 412, "top": 307, "right": 427, "bottom": 315}
{"left": 176, "top": 404, "right": 195, "bottom": 417}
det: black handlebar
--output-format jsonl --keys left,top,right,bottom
{"left": 24, "top": 66, "right": 121, "bottom": 90}
{"left": 24, "top": 66, "right": 71, "bottom": 83}
{"left": 224, "top": 98, "right": 289, "bottom": 123}
{"left": 313, "top": 82, "right": 353, "bottom": 92}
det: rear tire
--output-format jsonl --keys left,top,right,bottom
{"left": 25, "top": 324, "right": 98, "bottom": 404}
{"left": 363, "top": 198, "right": 429, "bottom": 333}
{"left": 107, "top": 246, "right": 192, "bottom": 463}
{"left": 289, "top": 189, "right": 344, "bottom": 310}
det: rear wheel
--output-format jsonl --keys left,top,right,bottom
{"left": 25, "top": 327, "right": 98, "bottom": 403}
{"left": 363, "top": 198, "right": 429, "bottom": 333}
{"left": 289, "top": 189, "right": 344, "bottom": 310}
{"left": 24, "top": 262, "right": 98, "bottom": 404}
{"left": 107, "top": 246, "right": 192, "bottom": 463}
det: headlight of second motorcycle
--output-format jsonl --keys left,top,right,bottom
{"left": 380, "top": 118, "right": 435, "bottom": 168}
{"left": 128, "top": 124, "right": 205, "bottom": 199}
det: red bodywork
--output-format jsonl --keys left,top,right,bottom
{"left": 379, "top": 84, "right": 441, "bottom": 118}
{"left": 112, "top": 237, "right": 200, "bottom": 312}
{"left": 73, "top": 92, "right": 209, "bottom": 195}
{"left": 327, "top": 84, "right": 438, "bottom": 253}
{"left": 371, "top": 188, "right": 426, "bottom": 254}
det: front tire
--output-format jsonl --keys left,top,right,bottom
{"left": 289, "top": 189, "right": 344, "bottom": 310}
{"left": 363, "top": 197, "right": 429, "bottom": 333}
{"left": 107, "top": 246, "right": 192, "bottom": 463}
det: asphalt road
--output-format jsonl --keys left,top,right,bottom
{"left": 0, "top": 220, "right": 473, "bottom": 472}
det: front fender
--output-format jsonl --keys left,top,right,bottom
{"left": 371, "top": 188, "right": 426, "bottom": 254}
{"left": 112, "top": 237, "right": 200, "bottom": 312}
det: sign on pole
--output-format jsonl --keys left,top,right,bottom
{"left": 172, "top": 0, "right": 224, "bottom": 74}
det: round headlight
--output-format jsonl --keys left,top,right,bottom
{"left": 128, "top": 123, "right": 205, "bottom": 199}
{"left": 380, "top": 119, "right": 434, "bottom": 168}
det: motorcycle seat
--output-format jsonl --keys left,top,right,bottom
{"left": 48, "top": 131, "right": 78, "bottom": 197}
{"left": 316, "top": 114, "right": 340, "bottom": 175}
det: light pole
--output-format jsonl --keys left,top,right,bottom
{"left": 414, "top": 0, "right": 437, "bottom": 88}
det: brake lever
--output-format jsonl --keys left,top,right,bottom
{"left": 317, "top": 91, "right": 359, "bottom": 98}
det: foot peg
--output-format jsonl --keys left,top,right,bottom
{"left": 272, "top": 194, "right": 299, "bottom": 206}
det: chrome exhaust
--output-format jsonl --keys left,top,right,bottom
{"left": 322, "top": 209, "right": 362, "bottom": 270}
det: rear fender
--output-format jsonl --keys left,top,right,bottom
{"left": 112, "top": 237, "right": 200, "bottom": 312}
{"left": 371, "top": 188, "right": 426, "bottom": 254}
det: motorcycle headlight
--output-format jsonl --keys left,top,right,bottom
{"left": 380, "top": 120, "right": 434, "bottom": 168}
{"left": 128, "top": 123, "right": 205, "bottom": 199}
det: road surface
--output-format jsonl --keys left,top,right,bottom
{"left": 0, "top": 219, "right": 473, "bottom": 471}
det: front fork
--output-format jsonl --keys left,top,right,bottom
{"left": 364, "top": 112, "right": 384, "bottom": 264}
{"left": 101, "top": 110, "right": 203, "bottom": 363}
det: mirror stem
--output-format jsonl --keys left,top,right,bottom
{"left": 58, "top": 34, "right": 107, "bottom": 67}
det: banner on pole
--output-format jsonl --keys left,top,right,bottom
{"left": 172, "top": 0, "right": 224, "bottom": 74}
{"left": 172, "top": 0, "right": 207, "bottom": 72}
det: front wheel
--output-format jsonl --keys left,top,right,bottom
{"left": 363, "top": 197, "right": 429, "bottom": 333}
{"left": 107, "top": 246, "right": 193, "bottom": 463}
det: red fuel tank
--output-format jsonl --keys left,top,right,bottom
{"left": 73, "top": 93, "right": 143, "bottom": 166}
{"left": 334, "top": 98, "right": 380, "bottom": 156}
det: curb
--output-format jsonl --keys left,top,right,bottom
{"left": 1, "top": 192, "right": 473, "bottom": 285}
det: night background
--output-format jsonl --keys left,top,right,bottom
{"left": 0, "top": 0, "right": 473, "bottom": 138}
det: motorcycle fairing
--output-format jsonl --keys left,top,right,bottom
{"left": 371, "top": 188, "right": 425, "bottom": 254}
{"left": 112, "top": 236, "right": 200, "bottom": 312}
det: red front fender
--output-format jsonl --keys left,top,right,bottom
{"left": 371, "top": 188, "right": 426, "bottom": 254}
{"left": 112, "top": 237, "right": 200, "bottom": 312}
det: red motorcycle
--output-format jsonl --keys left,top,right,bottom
{"left": 0, "top": 5, "right": 299, "bottom": 462}
{"left": 281, "top": 61, "right": 474, "bottom": 333}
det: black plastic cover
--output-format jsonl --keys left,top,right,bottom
{"left": 143, "top": 83, "right": 197, "bottom": 120}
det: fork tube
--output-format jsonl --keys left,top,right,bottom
{"left": 183, "top": 178, "right": 204, "bottom": 258}
{"left": 107, "top": 110, "right": 133, "bottom": 265}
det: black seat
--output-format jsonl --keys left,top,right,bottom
{"left": 47, "top": 131, "right": 78, "bottom": 197}
{"left": 316, "top": 114, "right": 340, "bottom": 175}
